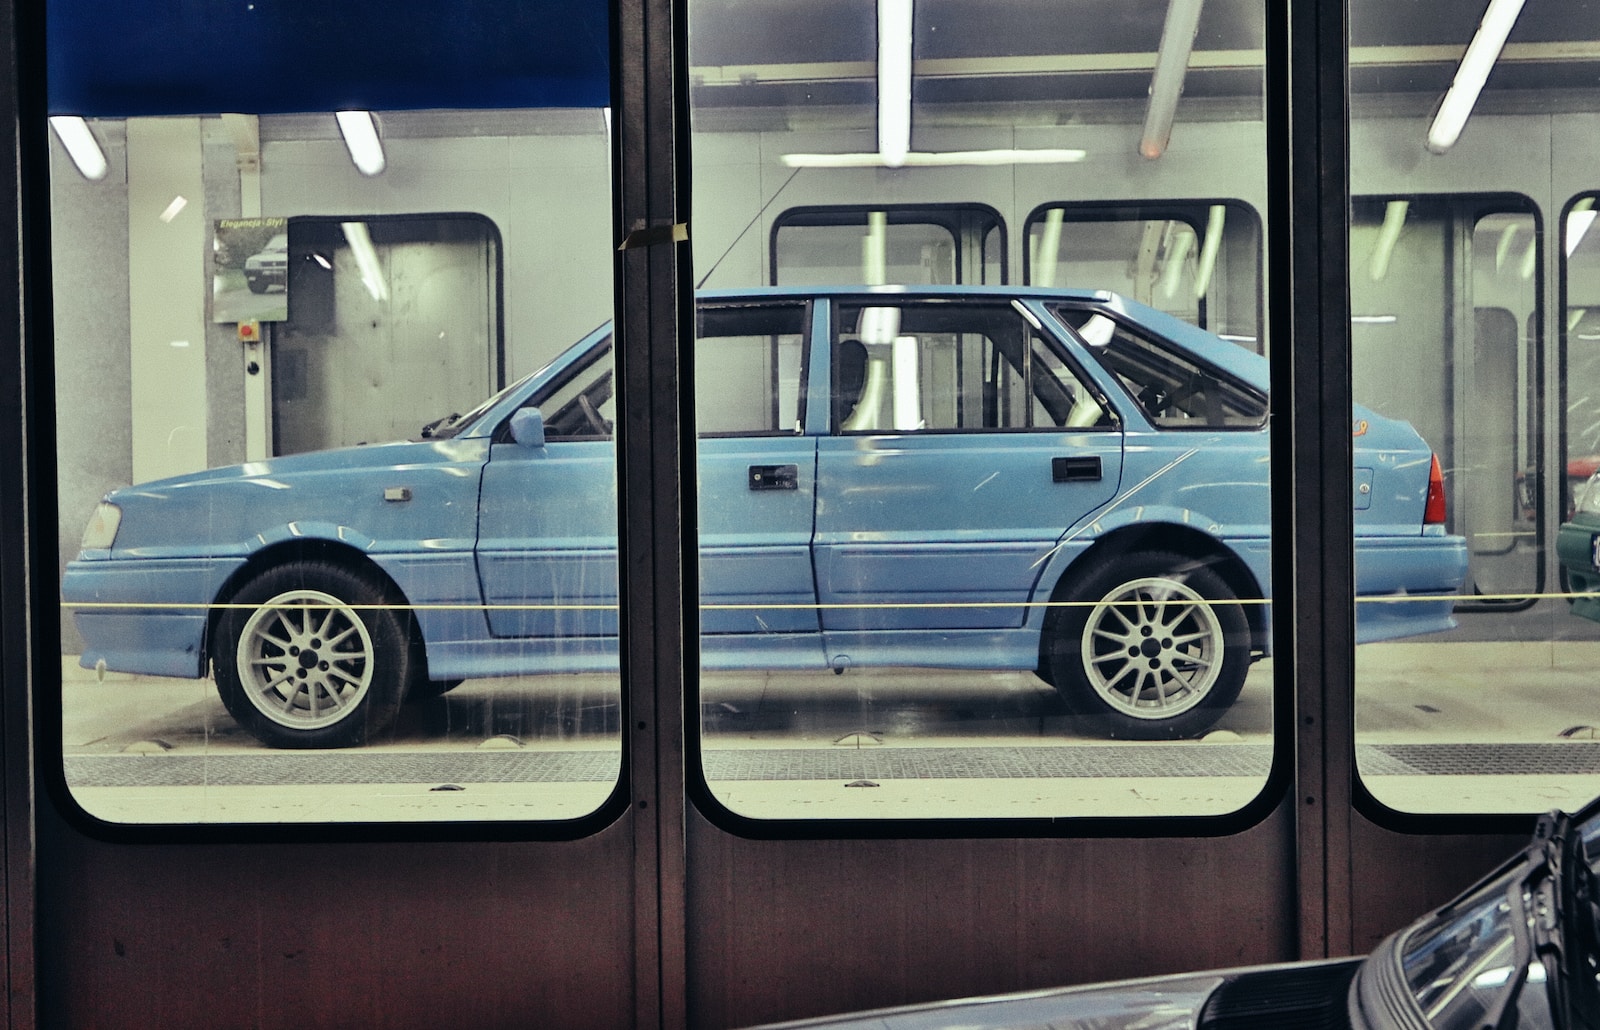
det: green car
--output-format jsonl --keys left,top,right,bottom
{"left": 1558, "top": 472, "right": 1600, "bottom": 621}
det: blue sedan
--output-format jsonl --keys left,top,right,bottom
{"left": 62, "top": 286, "right": 1468, "bottom": 747}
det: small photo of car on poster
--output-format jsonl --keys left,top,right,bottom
{"left": 213, "top": 217, "right": 288, "bottom": 323}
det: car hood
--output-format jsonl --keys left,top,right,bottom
{"left": 742, "top": 958, "right": 1362, "bottom": 1030}
{"left": 105, "top": 438, "right": 488, "bottom": 500}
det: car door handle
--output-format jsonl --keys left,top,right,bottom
{"left": 1052, "top": 456, "right": 1101, "bottom": 483}
{"left": 749, "top": 464, "right": 799, "bottom": 490}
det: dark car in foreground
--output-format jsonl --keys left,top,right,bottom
{"left": 745, "top": 801, "right": 1598, "bottom": 1029}
{"left": 62, "top": 286, "right": 1468, "bottom": 748}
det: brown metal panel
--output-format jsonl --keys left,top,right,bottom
{"left": 1347, "top": 815, "right": 1524, "bottom": 955}
{"left": 35, "top": 809, "right": 639, "bottom": 1030}
{"left": 685, "top": 801, "right": 1297, "bottom": 1030}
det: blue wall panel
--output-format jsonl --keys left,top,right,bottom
{"left": 49, "top": 0, "right": 611, "bottom": 116}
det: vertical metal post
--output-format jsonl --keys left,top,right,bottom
{"left": 1277, "top": 0, "right": 1356, "bottom": 959}
{"left": 0, "top": 0, "right": 38, "bottom": 1020}
{"left": 615, "top": 0, "right": 690, "bottom": 1022}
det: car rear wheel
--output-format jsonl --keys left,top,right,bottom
{"left": 1041, "top": 550, "right": 1249, "bottom": 740}
{"left": 215, "top": 561, "right": 418, "bottom": 748}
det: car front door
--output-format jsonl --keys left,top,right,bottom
{"left": 811, "top": 297, "right": 1125, "bottom": 668}
{"left": 475, "top": 337, "right": 620, "bottom": 647}
{"left": 474, "top": 303, "right": 824, "bottom": 668}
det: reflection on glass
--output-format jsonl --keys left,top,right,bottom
{"left": 1349, "top": 0, "right": 1600, "bottom": 813}
{"left": 772, "top": 206, "right": 1005, "bottom": 287}
{"left": 1026, "top": 203, "right": 1263, "bottom": 353}
{"left": 52, "top": 111, "right": 619, "bottom": 824}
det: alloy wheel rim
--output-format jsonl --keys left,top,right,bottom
{"left": 1079, "top": 576, "right": 1223, "bottom": 720}
{"left": 236, "top": 588, "right": 375, "bottom": 730}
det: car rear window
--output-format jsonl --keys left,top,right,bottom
{"left": 1052, "top": 306, "right": 1268, "bottom": 430}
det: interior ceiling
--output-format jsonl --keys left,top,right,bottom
{"left": 688, "top": 0, "right": 1600, "bottom": 116}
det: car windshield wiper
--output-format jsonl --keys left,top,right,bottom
{"left": 419, "top": 412, "right": 461, "bottom": 439}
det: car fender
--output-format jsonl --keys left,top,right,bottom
{"left": 1023, "top": 501, "right": 1267, "bottom": 634}
{"left": 226, "top": 520, "right": 484, "bottom": 653}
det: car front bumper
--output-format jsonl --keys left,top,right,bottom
{"left": 62, "top": 554, "right": 247, "bottom": 678}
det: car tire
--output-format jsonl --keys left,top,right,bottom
{"left": 214, "top": 560, "right": 418, "bottom": 748}
{"left": 1041, "top": 549, "right": 1249, "bottom": 740}
{"left": 245, "top": 278, "right": 268, "bottom": 294}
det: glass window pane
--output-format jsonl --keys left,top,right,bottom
{"left": 1348, "top": 0, "right": 1600, "bottom": 814}
{"left": 53, "top": 109, "right": 620, "bottom": 824}
{"left": 691, "top": 2, "right": 1276, "bottom": 822}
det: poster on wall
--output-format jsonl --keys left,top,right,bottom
{"left": 212, "top": 217, "right": 288, "bottom": 323}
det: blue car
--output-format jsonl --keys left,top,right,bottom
{"left": 62, "top": 286, "right": 1469, "bottom": 747}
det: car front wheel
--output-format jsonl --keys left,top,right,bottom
{"left": 214, "top": 561, "right": 417, "bottom": 748}
{"left": 1041, "top": 550, "right": 1249, "bottom": 740}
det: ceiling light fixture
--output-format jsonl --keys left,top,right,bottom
{"left": 1032, "top": 208, "right": 1065, "bottom": 287}
{"left": 1426, "top": 0, "right": 1526, "bottom": 154}
{"left": 49, "top": 115, "right": 108, "bottom": 181}
{"left": 877, "top": 0, "right": 914, "bottom": 168}
{"left": 1192, "top": 204, "right": 1226, "bottom": 298}
{"left": 1567, "top": 197, "right": 1597, "bottom": 258}
{"left": 341, "top": 222, "right": 390, "bottom": 301}
{"left": 781, "top": 149, "right": 1086, "bottom": 168}
{"left": 1368, "top": 200, "right": 1409, "bottom": 281}
{"left": 335, "top": 111, "right": 386, "bottom": 176}
{"left": 1140, "top": 0, "right": 1205, "bottom": 159}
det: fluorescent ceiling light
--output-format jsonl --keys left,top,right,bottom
{"left": 1158, "top": 226, "right": 1194, "bottom": 300}
{"left": 1495, "top": 222, "right": 1521, "bottom": 271}
{"left": 1193, "top": 204, "right": 1226, "bottom": 298}
{"left": 49, "top": 116, "right": 107, "bottom": 181}
{"left": 877, "top": 0, "right": 913, "bottom": 167}
{"left": 335, "top": 111, "right": 386, "bottom": 176}
{"left": 1567, "top": 197, "right": 1597, "bottom": 257}
{"left": 158, "top": 196, "right": 188, "bottom": 224}
{"left": 862, "top": 211, "right": 888, "bottom": 286}
{"left": 782, "top": 149, "right": 1086, "bottom": 168}
{"left": 1140, "top": 0, "right": 1205, "bottom": 159}
{"left": 1352, "top": 315, "right": 1398, "bottom": 324}
{"left": 1032, "top": 208, "right": 1065, "bottom": 287}
{"left": 1426, "top": 0, "right": 1526, "bottom": 154}
{"left": 1368, "top": 200, "right": 1408, "bottom": 281}
{"left": 341, "top": 222, "right": 390, "bottom": 302}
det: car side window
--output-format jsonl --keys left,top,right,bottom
{"left": 1054, "top": 306, "right": 1267, "bottom": 429}
{"left": 834, "top": 301, "right": 1108, "bottom": 433}
{"left": 695, "top": 303, "right": 808, "bottom": 436}
{"left": 531, "top": 339, "right": 616, "bottom": 441}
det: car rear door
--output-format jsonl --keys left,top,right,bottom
{"left": 811, "top": 297, "right": 1124, "bottom": 665}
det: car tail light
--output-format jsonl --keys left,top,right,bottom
{"left": 1424, "top": 454, "right": 1447, "bottom": 525}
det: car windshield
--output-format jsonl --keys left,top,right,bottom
{"left": 1390, "top": 806, "right": 1600, "bottom": 1029}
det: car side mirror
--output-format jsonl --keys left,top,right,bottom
{"left": 509, "top": 407, "right": 546, "bottom": 448}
